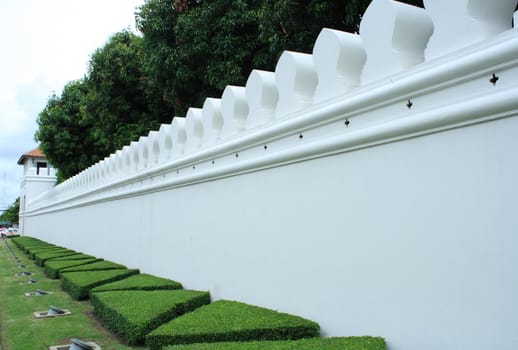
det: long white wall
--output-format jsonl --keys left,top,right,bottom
{"left": 22, "top": 1, "right": 518, "bottom": 350}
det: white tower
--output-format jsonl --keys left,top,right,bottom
{"left": 17, "top": 148, "right": 57, "bottom": 235}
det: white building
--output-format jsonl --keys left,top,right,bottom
{"left": 17, "top": 148, "right": 57, "bottom": 234}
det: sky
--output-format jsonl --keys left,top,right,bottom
{"left": 0, "top": 0, "right": 144, "bottom": 210}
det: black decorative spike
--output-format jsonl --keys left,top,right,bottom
{"left": 490, "top": 73, "right": 499, "bottom": 85}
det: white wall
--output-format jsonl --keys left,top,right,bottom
{"left": 21, "top": 1, "right": 518, "bottom": 349}
{"left": 26, "top": 115, "right": 518, "bottom": 350}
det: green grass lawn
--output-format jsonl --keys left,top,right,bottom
{"left": 0, "top": 238, "right": 146, "bottom": 350}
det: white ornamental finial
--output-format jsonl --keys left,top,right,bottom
{"left": 221, "top": 86, "right": 249, "bottom": 139}
{"left": 184, "top": 108, "right": 204, "bottom": 155}
{"left": 171, "top": 117, "right": 187, "bottom": 158}
{"left": 425, "top": 0, "right": 518, "bottom": 60}
{"left": 245, "top": 70, "right": 278, "bottom": 129}
{"left": 202, "top": 98, "right": 223, "bottom": 147}
{"left": 360, "top": 0, "right": 433, "bottom": 85}
{"left": 158, "top": 124, "right": 173, "bottom": 163}
{"left": 313, "top": 28, "right": 366, "bottom": 103}
{"left": 275, "top": 51, "right": 318, "bottom": 118}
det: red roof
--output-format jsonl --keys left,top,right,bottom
{"left": 17, "top": 148, "right": 46, "bottom": 165}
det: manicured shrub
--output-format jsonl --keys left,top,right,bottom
{"left": 23, "top": 244, "right": 54, "bottom": 254}
{"left": 146, "top": 300, "right": 320, "bottom": 349}
{"left": 90, "top": 274, "right": 183, "bottom": 295}
{"left": 60, "top": 260, "right": 126, "bottom": 273}
{"left": 11, "top": 236, "right": 44, "bottom": 250}
{"left": 61, "top": 269, "right": 140, "bottom": 300}
{"left": 48, "top": 253, "right": 97, "bottom": 261}
{"left": 45, "top": 258, "right": 101, "bottom": 279}
{"left": 163, "top": 337, "right": 386, "bottom": 350}
{"left": 91, "top": 290, "right": 210, "bottom": 344}
{"left": 28, "top": 246, "right": 64, "bottom": 259}
{"left": 34, "top": 249, "right": 77, "bottom": 266}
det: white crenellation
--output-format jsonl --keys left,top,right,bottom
{"left": 202, "top": 98, "right": 223, "bottom": 147}
{"left": 28, "top": 0, "right": 518, "bottom": 210}
{"left": 158, "top": 124, "right": 174, "bottom": 163}
{"left": 147, "top": 131, "right": 160, "bottom": 168}
{"left": 221, "top": 86, "right": 249, "bottom": 139}
{"left": 184, "top": 108, "right": 204, "bottom": 154}
{"left": 96, "top": 161, "right": 104, "bottom": 184}
{"left": 110, "top": 152, "right": 119, "bottom": 179}
{"left": 425, "top": 0, "right": 518, "bottom": 60}
{"left": 360, "top": 0, "right": 433, "bottom": 85}
{"left": 313, "top": 29, "right": 366, "bottom": 104}
{"left": 129, "top": 141, "right": 140, "bottom": 173}
{"left": 171, "top": 117, "right": 187, "bottom": 158}
{"left": 121, "top": 146, "right": 131, "bottom": 179}
{"left": 138, "top": 136, "right": 149, "bottom": 172}
{"left": 245, "top": 70, "right": 278, "bottom": 129}
{"left": 275, "top": 51, "right": 318, "bottom": 118}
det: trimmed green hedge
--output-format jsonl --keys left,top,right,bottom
{"left": 146, "top": 300, "right": 320, "bottom": 349}
{"left": 44, "top": 258, "right": 101, "bottom": 279}
{"left": 11, "top": 237, "right": 44, "bottom": 250}
{"left": 163, "top": 337, "right": 386, "bottom": 350}
{"left": 61, "top": 269, "right": 140, "bottom": 300}
{"left": 34, "top": 249, "right": 77, "bottom": 266}
{"left": 28, "top": 247, "right": 64, "bottom": 259}
{"left": 60, "top": 260, "right": 126, "bottom": 273}
{"left": 91, "top": 290, "right": 210, "bottom": 344}
{"left": 47, "top": 253, "right": 97, "bottom": 261}
{"left": 90, "top": 274, "right": 183, "bottom": 295}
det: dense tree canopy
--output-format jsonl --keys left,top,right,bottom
{"left": 36, "top": 31, "right": 158, "bottom": 180}
{"left": 0, "top": 198, "right": 19, "bottom": 224}
{"left": 36, "top": 80, "right": 93, "bottom": 180}
{"left": 36, "top": 0, "right": 424, "bottom": 181}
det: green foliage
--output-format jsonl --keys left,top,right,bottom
{"left": 47, "top": 253, "right": 97, "bottom": 261}
{"left": 164, "top": 337, "right": 386, "bottom": 350}
{"left": 34, "top": 249, "right": 77, "bottom": 266}
{"left": 60, "top": 260, "right": 127, "bottom": 273}
{"left": 90, "top": 273, "right": 183, "bottom": 294}
{"left": 28, "top": 247, "right": 65, "bottom": 259}
{"left": 91, "top": 290, "right": 210, "bottom": 344}
{"left": 61, "top": 269, "right": 140, "bottom": 300}
{"left": 146, "top": 300, "right": 320, "bottom": 349}
{"left": 10, "top": 236, "right": 44, "bottom": 250}
{"left": 0, "top": 197, "right": 19, "bottom": 224}
{"left": 36, "top": 31, "right": 159, "bottom": 181}
{"left": 85, "top": 31, "right": 163, "bottom": 154}
{"left": 44, "top": 258, "right": 101, "bottom": 279}
{"left": 35, "top": 80, "right": 94, "bottom": 181}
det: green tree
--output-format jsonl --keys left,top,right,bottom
{"left": 136, "top": 0, "right": 204, "bottom": 117}
{"left": 0, "top": 198, "right": 20, "bottom": 224}
{"left": 36, "top": 31, "right": 158, "bottom": 181}
{"left": 85, "top": 30, "right": 161, "bottom": 153}
{"left": 35, "top": 80, "right": 94, "bottom": 181}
